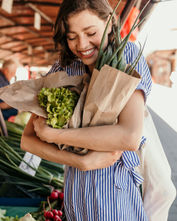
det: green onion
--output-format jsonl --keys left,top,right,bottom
{"left": 95, "top": 0, "right": 150, "bottom": 76}
{"left": 0, "top": 121, "right": 64, "bottom": 197}
{"left": 95, "top": 0, "right": 122, "bottom": 68}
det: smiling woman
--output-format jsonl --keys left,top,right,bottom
{"left": 21, "top": 0, "right": 152, "bottom": 220}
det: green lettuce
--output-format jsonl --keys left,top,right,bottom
{"left": 38, "top": 87, "right": 79, "bottom": 129}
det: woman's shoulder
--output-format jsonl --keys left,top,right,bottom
{"left": 125, "top": 41, "right": 137, "bottom": 51}
{"left": 124, "top": 41, "right": 149, "bottom": 73}
{"left": 124, "top": 41, "right": 140, "bottom": 61}
{"left": 123, "top": 41, "right": 152, "bottom": 100}
{"left": 47, "top": 60, "right": 63, "bottom": 74}
{"left": 47, "top": 59, "right": 86, "bottom": 76}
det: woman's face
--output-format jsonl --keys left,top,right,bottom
{"left": 66, "top": 9, "right": 111, "bottom": 72}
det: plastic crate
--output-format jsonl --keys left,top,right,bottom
{"left": 0, "top": 197, "right": 44, "bottom": 207}
{"left": 0, "top": 205, "right": 38, "bottom": 217}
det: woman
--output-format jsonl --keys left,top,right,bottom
{"left": 21, "top": 0, "right": 152, "bottom": 220}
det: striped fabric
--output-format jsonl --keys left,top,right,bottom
{"left": 47, "top": 59, "right": 85, "bottom": 76}
{"left": 48, "top": 41, "right": 152, "bottom": 221}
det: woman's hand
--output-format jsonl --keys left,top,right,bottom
{"left": 33, "top": 116, "right": 56, "bottom": 143}
{"left": 80, "top": 150, "right": 123, "bottom": 171}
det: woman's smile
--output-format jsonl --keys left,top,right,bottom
{"left": 78, "top": 48, "right": 96, "bottom": 58}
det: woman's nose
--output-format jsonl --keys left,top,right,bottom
{"left": 77, "top": 37, "right": 88, "bottom": 50}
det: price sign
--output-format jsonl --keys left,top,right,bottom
{"left": 1, "top": 0, "right": 13, "bottom": 14}
{"left": 19, "top": 152, "right": 41, "bottom": 176}
{"left": 34, "top": 12, "right": 41, "bottom": 30}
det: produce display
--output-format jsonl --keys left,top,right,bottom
{"left": 0, "top": 121, "right": 66, "bottom": 220}
{"left": 0, "top": 85, "right": 78, "bottom": 220}
{"left": 0, "top": 209, "right": 18, "bottom": 221}
{"left": 0, "top": 121, "right": 64, "bottom": 197}
{"left": 30, "top": 189, "right": 65, "bottom": 221}
{"left": 38, "top": 87, "right": 79, "bottom": 129}
{"left": 0, "top": 188, "right": 66, "bottom": 221}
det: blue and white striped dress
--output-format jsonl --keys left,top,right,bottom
{"left": 48, "top": 42, "right": 152, "bottom": 221}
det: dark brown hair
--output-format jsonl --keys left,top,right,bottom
{"left": 53, "top": 0, "right": 116, "bottom": 67}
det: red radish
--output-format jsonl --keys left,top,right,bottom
{"left": 52, "top": 209, "right": 59, "bottom": 216}
{"left": 58, "top": 192, "right": 64, "bottom": 200}
{"left": 54, "top": 189, "right": 60, "bottom": 194}
{"left": 45, "top": 211, "right": 54, "bottom": 219}
{"left": 53, "top": 215, "right": 62, "bottom": 221}
{"left": 49, "top": 190, "right": 59, "bottom": 200}
{"left": 44, "top": 211, "right": 48, "bottom": 218}
{"left": 57, "top": 210, "right": 63, "bottom": 217}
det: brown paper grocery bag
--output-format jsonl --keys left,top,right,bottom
{"left": 0, "top": 71, "right": 88, "bottom": 118}
{"left": 83, "top": 64, "right": 141, "bottom": 127}
{"left": 55, "top": 64, "right": 141, "bottom": 155}
{"left": 0, "top": 70, "right": 90, "bottom": 154}
{"left": 72, "top": 64, "right": 141, "bottom": 154}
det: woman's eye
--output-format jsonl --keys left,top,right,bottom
{"left": 67, "top": 36, "right": 76, "bottom": 41}
{"left": 87, "top": 32, "right": 96, "bottom": 37}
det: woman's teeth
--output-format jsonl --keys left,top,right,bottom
{"left": 81, "top": 49, "right": 94, "bottom": 56}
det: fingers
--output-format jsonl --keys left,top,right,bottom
{"left": 81, "top": 150, "right": 123, "bottom": 171}
{"left": 33, "top": 116, "right": 45, "bottom": 126}
{"left": 31, "top": 113, "right": 38, "bottom": 119}
{"left": 33, "top": 116, "right": 42, "bottom": 134}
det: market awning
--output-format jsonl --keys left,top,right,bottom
{"left": 0, "top": 0, "right": 154, "bottom": 67}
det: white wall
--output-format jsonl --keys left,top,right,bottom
{"left": 137, "top": 0, "right": 177, "bottom": 57}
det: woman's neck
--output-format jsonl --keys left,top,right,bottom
{"left": 85, "top": 65, "right": 92, "bottom": 75}
{"left": 86, "top": 63, "right": 96, "bottom": 75}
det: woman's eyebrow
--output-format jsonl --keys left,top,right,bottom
{"left": 68, "top": 25, "right": 96, "bottom": 33}
{"left": 83, "top": 25, "right": 96, "bottom": 31}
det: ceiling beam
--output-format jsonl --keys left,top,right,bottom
{"left": 0, "top": 49, "right": 48, "bottom": 60}
{"left": 0, "top": 45, "right": 32, "bottom": 56}
{"left": 0, "top": 31, "right": 51, "bottom": 56}
{"left": 0, "top": 13, "right": 53, "bottom": 44}
{"left": 0, "top": 24, "right": 52, "bottom": 29}
{"left": 0, "top": 32, "right": 32, "bottom": 48}
{"left": 26, "top": 3, "right": 54, "bottom": 24}
{"left": 10, "top": 31, "right": 52, "bottom": 38}
{"left": 0, "top": 47, "right": 14, "bottom": 53}
{"left": 14, "top": 1, "right": 61, "bottom": 7}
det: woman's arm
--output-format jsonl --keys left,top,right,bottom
{"left": 21, "top": 114, "right": 122, "bottom": 171}
{"left": 21, "top": 114, "right": 82, "bottom": 167}
{"left": 33, "top": 90, "right": 145, "bottom": 152}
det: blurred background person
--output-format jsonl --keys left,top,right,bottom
{"left": 0, "top": 59, "right": 19, "bottom": 120}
